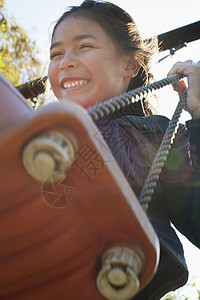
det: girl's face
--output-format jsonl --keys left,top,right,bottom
{"left": 48, "top": 16, "right": 135, "bottom": 108}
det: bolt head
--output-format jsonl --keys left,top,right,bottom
{"left": 108, "top": 267, "right": 127, "bottom": 287}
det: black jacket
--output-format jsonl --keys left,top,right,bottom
{"left": 95, "top": 112, "right": 200, "bottom": 299}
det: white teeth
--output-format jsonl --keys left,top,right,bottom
{"left": 63, "top": 80, "right": 87, "bottom": 89}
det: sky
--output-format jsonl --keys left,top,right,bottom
{"left": 4, "top": 0, "right": 200, "bottom": 295}
{"left": 4, "top": 0, "right": 200, "bottom": 119}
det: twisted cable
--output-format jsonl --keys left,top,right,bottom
{"left": 87, "top": 72, "right": 186, "bottom": 211}
{"left": 88, "top": 61, "right": 200, "bottom": 211}
{"left": 138, "top": 92, "right": 187, "bottom": 211}
{"left": 88, "top": 73, "right": 184, "bottom": 121}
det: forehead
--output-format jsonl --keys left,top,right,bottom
{"left": 52, "top": 16, "right": 109, "bottom": 43}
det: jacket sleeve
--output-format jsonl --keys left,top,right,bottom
{"left": 159, "top": 118, "right": 200, "bottom": 248}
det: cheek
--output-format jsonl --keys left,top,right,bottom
{"left": 48, "top": 62, "right": 59, "bottom": 87}
{"left": 88, "top": 60, "right": 109, "bottom": 89}
{"left": 85, "top": 52, "right": 107, "bottom": 74}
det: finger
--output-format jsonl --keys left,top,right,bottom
{"left": 185, "top": 59, "right": 194, "bottom": 65}
{"left": 167, "top": 60, "right": 194, "bottom": 76}
{"left": 171, "top": 80, "right": 187, "bottom": 98}
{"left": 167, "top": 61, "right": 182, "bottom": 76}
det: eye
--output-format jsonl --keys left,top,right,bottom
{"left": 79, "top": 44, "right": 94, "bottom": 50}
{"left": 50, "top": 52, "right": 64, "bottom": 60}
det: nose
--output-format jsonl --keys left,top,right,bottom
{"left": 59, "top": 53, "right": 78, "bottom": 70}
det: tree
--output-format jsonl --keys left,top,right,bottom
{"left": 0, "top": 0, "right": 4, "bottom": 8}
{"left": 0, "top": 1, "right": 42, "bottom": 86}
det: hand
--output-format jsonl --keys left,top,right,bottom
{"left": 167, "top": 60, "right": 200, "bottom": 118}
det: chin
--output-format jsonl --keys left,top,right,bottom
{"left": 74, "top": 99, "right": 94, "bottom": 109}
{"left": 59, "top": 94, "right": 95, "bottom": 109}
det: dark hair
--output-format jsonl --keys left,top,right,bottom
{"left": 51, "top": 0, "right": 158, "bottom": 116}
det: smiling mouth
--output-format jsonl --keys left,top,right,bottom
{"left": 62, "top": 79, "right": 89, "bottom": 89}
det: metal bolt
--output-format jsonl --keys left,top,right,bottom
{"left": 33, "top": 151, "right": 56, "bottom": 177}
{"left": 108, "top": 267, "right": 127, "bottom": 287}
{"left": 22, "top": 131, "right": 74, "bottom": 182}
{"left": 97, "top": 247, "right": 143, "bottom": 300}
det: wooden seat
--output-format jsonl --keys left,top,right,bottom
{"left": 0, "top": 73, "right": 159, "bottom": 300}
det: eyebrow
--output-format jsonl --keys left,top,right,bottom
{"left": 73, "top": 33, "right": 98, "bottom": 41}
{"left": 50, "top": 34, "right": 98, "bottom": 51}
{"left": 50, "top": 42, "right": 62, "bottom": 51}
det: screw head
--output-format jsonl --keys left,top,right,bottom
{"left": 22, "top": 131, "right": 74, "bottom": 182}
{"left": 97, "top": 247, "right": 143, "bottom": 300}
{"left": 33, "top": 151, "right": 55, "bottom": 177}
{"left": 108, "top": 267, "right": 127, "bottom": 287}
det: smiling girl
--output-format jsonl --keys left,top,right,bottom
{"left": 48, "top": 1, "right": 200, "bottom": 299}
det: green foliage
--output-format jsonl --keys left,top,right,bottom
{"left": 0, "top": 3, "right": 42, "bottom": 86}
{"left": 162, "top": 281, "right": 200, "bottom": 300}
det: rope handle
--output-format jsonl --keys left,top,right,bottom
{"left": 138, "top": 91, "right": 187, "bottom": 211}
{"left": 139, "top": 61, "right": 200, "bottom": 211}
{"left": 87, "top": 73, "right": 184, "bottom": 121}
{"left": 88, "top": 61, "right": 200, "bottom": 211}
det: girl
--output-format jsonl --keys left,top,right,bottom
{"left": 48, "top": 1, "right": 200, "bottom": 299}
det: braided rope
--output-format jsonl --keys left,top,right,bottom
{"left": 87, "top": 72, "right": 187, "bottom": 211}
{"left": 139, "top": 60, "right": 200, "bottom": 211}
{"left": 88, "top": 73, "right": 184, "bottom": 120}
{"left": 138, "top": 92, "right": 187, "bottom": 211}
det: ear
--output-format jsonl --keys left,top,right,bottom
{"left": 123, "top": 56, "right": 141, "bottom": 79}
